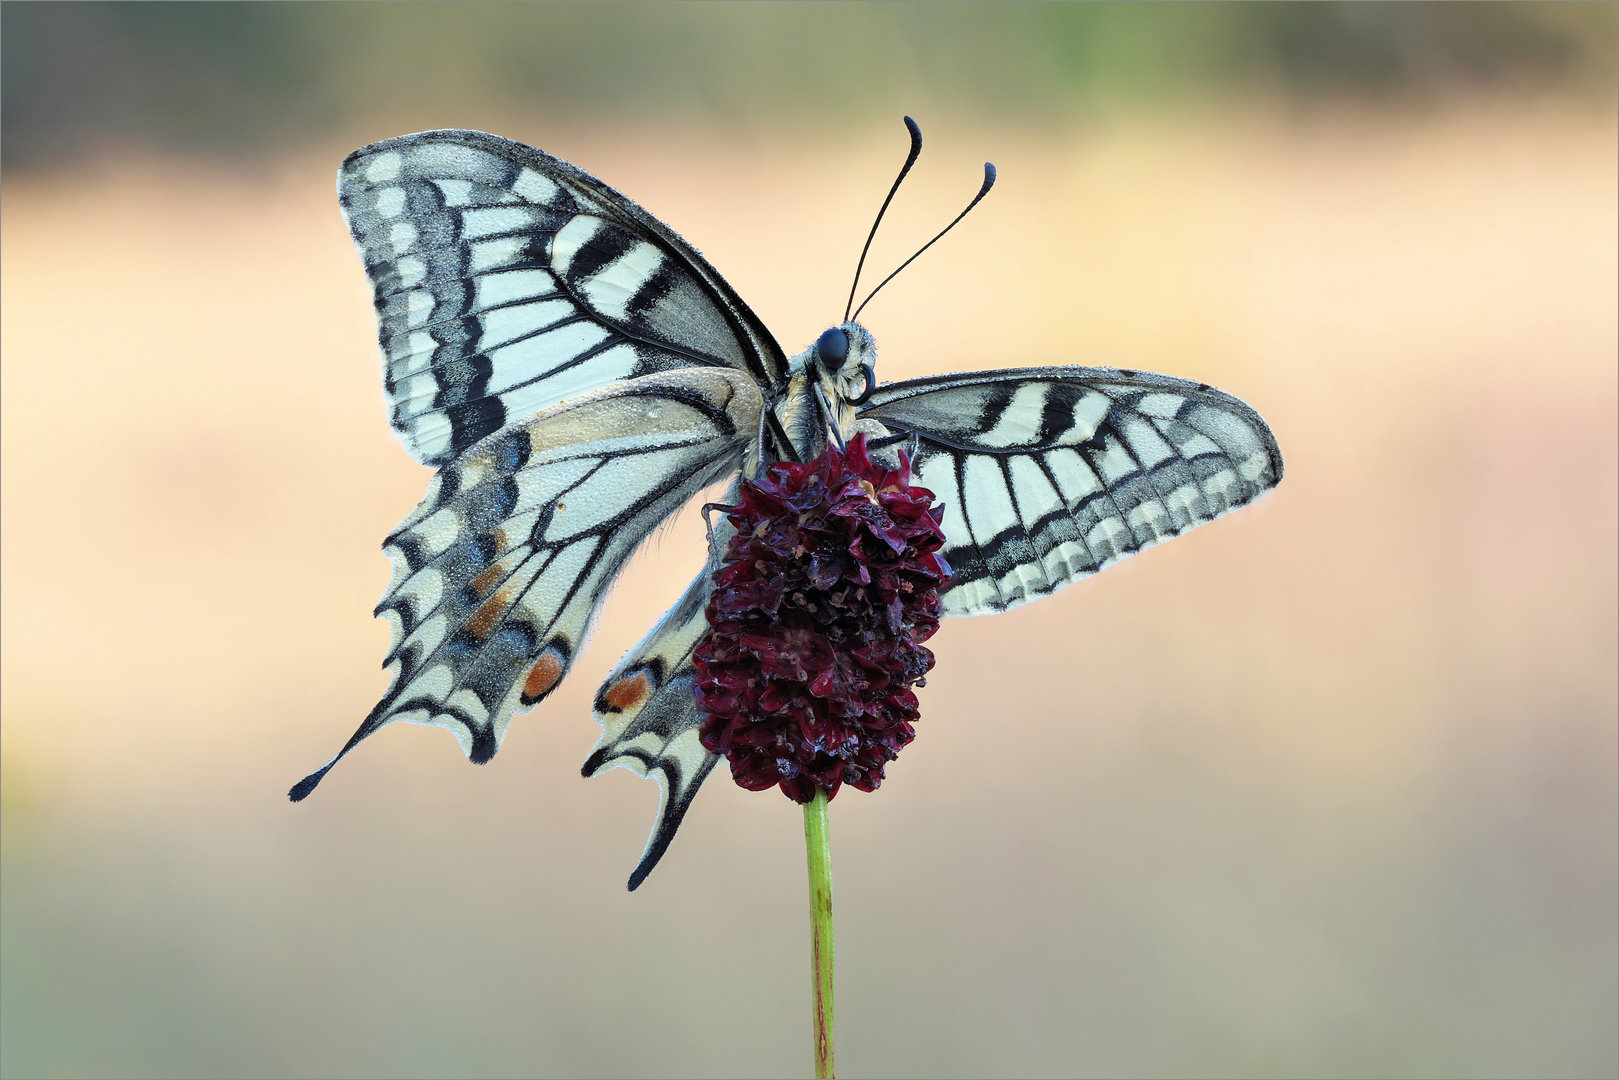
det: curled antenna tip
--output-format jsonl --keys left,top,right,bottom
{"left": 844, "top": 116, "right": 927, "bottom": 322}
{"left": 852, "top": 156, "right": 1001, "bottom": 322}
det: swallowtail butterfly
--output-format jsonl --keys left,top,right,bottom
{"left": 291, "top": 122, "right": 1283, "bottom": 890}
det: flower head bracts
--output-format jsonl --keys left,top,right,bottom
{"left": 695, "top": 434, "right": 951, "bottom": 802}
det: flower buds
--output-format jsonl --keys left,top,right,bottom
{"left": 695, "top": 435, "right": 950, "bottom": 802}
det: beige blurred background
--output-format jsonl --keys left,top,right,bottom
{"left": 2, "top": 4, "right": 1615, "bottom": 1077}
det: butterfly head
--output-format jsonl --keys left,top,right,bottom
{"left": 812, "top": 322, "right": 877, "bottom": 407}
{"left": 773, "top": 323, "right": 877, "bottom": 461}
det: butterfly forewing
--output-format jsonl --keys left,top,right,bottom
{"left": 859, "top": 368, "right": 1283, "bottom": 615}
{"left": 339, "top": 130, "right": 787, "bottom": 466}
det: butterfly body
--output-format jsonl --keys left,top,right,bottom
{"left": 295, "top": 128, "right": 1282, "bottom": 889}
{"left": 768, "top": 323, "right": 879, "bottom": 465}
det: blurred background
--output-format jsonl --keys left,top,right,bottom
{"left": 2, "top": 3, "right": 1615, "bottom": 1077}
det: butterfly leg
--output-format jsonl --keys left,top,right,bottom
{"left": 812, "top": 383, "right": 849, "bottom": 452}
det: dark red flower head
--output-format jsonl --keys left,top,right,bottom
{"left": 695, "top": 434, "right": 951, "bottom": 803}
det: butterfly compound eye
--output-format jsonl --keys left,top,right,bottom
{"left": 816, "top": 327, "right": 850, "bottom": 369}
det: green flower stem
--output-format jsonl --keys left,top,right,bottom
{"left": 804, "top": 789, "right": 835, "bottom": 1079}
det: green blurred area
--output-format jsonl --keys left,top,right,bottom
{"left": 3, "top": 0, "right": 1615, "bottom": 166}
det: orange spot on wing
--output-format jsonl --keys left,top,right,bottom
{"left": 522, "top": 649, "right": 565, "bottom": 703}
{"left": 464, "top": 589, "right": 510, "bottom": 639}
{"left": 469, "top": 563, "right": 505, "bottom": 598}
{"left": 603, "top": 671, "right": 652, "bottom": 712}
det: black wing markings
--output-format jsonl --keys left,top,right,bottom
{"left": 353, "top": 129, "right": 788, "bottom": 389}
{"left": 341, "top": 130, "right": 790, "bottom": 466}
{"left": 293, "top": 371, "right": 761, "bottom": 803}
{"left": 859, "top": 368, "right": 1283, "bottom": 614}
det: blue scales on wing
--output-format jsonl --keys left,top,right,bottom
{"left": 290, "top": 371, "right": 761, "bottom": 800}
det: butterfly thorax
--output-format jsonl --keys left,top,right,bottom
{"left": 767, "top": 322, "right": 877, "bottom": 468}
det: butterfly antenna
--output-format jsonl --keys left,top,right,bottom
{"left": 852, "top": 162, "right": 996, "bottom": 322}
{"left": 844, "top": 115, "right": 924, "bottom": 323}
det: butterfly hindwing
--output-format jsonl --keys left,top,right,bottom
{"left": 859, "top": 367, "right": 1283, "bottom": 615}
{"left": 339, "top": 129, "right": 787, "bottom": 466}
{"left": 291, "top": 370, "right": 761, "bottom": 798}
{"left": 585, "top": 559, "right": 727, "bottom": 891}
